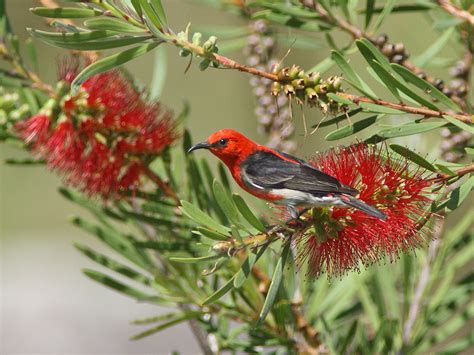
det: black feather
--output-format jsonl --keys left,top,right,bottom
{"left": 241, "top": 150, "right": 358, "bottom": 196}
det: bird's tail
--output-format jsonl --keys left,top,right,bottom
{"left": 342, "top": 195, "right": 387, "bottom": 220}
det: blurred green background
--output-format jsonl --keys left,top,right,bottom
{"left": 1, "top": 1, "right": 469, "bottom": 353}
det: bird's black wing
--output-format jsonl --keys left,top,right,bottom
{"left": 241, "top": 150, "right": 358, "bottom": 196}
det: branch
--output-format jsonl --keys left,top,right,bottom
{"left": 338, "top": 93, "right": 472, "bottom": 123}
{"left": 299, "top": 0, "right": 466, "bottom": 103}
{"left": 174, "top": 36, "right": 472, "bottom": 123}
{"left": 437, "top": 0, "right": 474, "bottom": 26}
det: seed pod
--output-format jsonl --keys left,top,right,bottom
{"left": 288, "top": 65, "right": 301, "bottom": 80}
{"left": 332, "top": 77, "right": 343, "bottom": 91}
{"left": 277, "top": 67, "right": 290, "bottom": 81}
{"left": 309, "top": 72, "right": 321, "bottom": 85}
{"left": 271, "top": 82, "right": 281, "bottom": 96}
{"left": 394, "top": 43, "right": 405, "bottom": 54}
{"left": 291, "top": 78, "right": 305, "bottom": 90}
{"left": 305, "top": 87, "right": 317, "bottom": 100}
{"left": 284, "top": 84, "right": 295, "bottom": 95}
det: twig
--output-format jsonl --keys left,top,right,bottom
{"left": 437, "top": 0, "right": 474, "bottom": 26}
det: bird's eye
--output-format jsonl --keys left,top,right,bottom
{"left": 218, "top": 138, "right": 228, "bottom": 146}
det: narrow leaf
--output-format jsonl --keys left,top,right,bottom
{"left": 75, "top": 243, "right": 151, "bottom": 286}
{"left": 232, "top": 194, "right": 266, "bottom": 232}
{"left": 391, "top": 64, "right": 461, "bottom": 112}
{"left": 413, "top": 27, "right": 454, "bottom": 68}
{"left": 256, "top": 242, "right": 290, "bottom": 326}
{"left": 196, "top": 227, "right": 229, "bottom": 241}
{"left": 130, "top": 312, "right": 202, "bottom": 340}
{"left": 169, "top": 254, "right": 222, "bottom": 263}
{"left": 71, "top": 42, "right": 159, "bottom": 92}
{"left": 180, "top": 200, "right": 230, "bottom": 235}
{"left": 331, "top": 50, "right": 377, "bottom": 99}
{"left": 444, "top": 115, "right": 474, "bottom": 134}
{"left": 30, "top": 7, "right": 102, "bottom": 18}
{"left": 83, "top": 269, "right": 155, "bottom": 300}
{"left": 212, "top": 179, "right": 241, "bottom": 224}
{"left": 202, "top": 276, "right": 235, "bottom": 305}
{"left": 325, "top": 115, "right": 379, "bottom": 140}
{"left": 372, "top": 0, "right": 397, "bottom": 32}
{"left": 376, "top": 121, "right": 446, "bottom": 138}
{"left": 389, "top": 144, "right": 437, "bottom": 172}
{"left": 84, "top": 17, "right": 146, "bottom": 33}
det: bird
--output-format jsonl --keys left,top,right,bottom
{"left": 188, "top": 129, "right": 387, "bottom": 221}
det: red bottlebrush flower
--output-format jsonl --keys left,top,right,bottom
{"left": 16, "top": 66, "right": 178, "bottom": 199}
{"left": 15, "top": 114, "right": 50, "bottom": 148}
{"left": 293, "top": 144, "right": 434, "bottom": 277}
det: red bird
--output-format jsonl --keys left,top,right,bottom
{"left": 188, "top": 129, "right": 386, "bottom": 220}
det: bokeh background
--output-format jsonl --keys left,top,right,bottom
{"left": 1, "top": 1, "right": 469, "bottom": 354}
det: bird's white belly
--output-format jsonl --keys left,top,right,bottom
{"left": 270, "top": 188, "right": 345, "bottom": 207}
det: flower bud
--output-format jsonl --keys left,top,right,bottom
{"left": 192, "top": 32, "right": 202, "bottom": 45}
{"left": 271, "top": 82, "right": 281, "bottom": 96}
{"left": 202, "top": 36, "right": 217, "bottom": 54}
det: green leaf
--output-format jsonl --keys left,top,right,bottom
{"left": 139, "top": 0, "right": 165, "bottom": 33}
{"left": 33, "top": 33, "right": 151, "bottom": 51}
{"left": 367, "top": 60, "right": 402, "bottom": 101}
{"left": 233, "top": 249, "right": 259, "bottom": 289}
{"left": 25, "top": 38, "right": 38, "bottom": 72}
{"left": 232, "top": 194, "right": 266, "bottom": 232}
{"left": 233, "top": 242, "right": 270, "bottom": 289}
{"left": 325, "top": 115, "right": 379, "bottom": 141}
{"left": 327, "top": 93, "right": 354, "bottom": 105}
{"left": 70, "top": 216, "right": 150, "bottom": 269}
{"left": 148, "top": 0, "right": 167, "bottom": 27}
{"left": 444, "top": 115, "right": 474, "bottom": 134}
{"left": 356, "top": 38, "right": 392, "bottom": 72}
{"left": 83, "top": 269, "right": 155, "bottom": 300}
{"left": 30, "top": 7, "right": 102, "bottom": 18}
{"left": 71, "top": 42, "right": 159, "bottom": 92}
{"left": 27, "top": 28, "right": 118, "bottom": 43}
{"left": 180, "top": 200, "right": 230, "bottom": 235}
{"left": 134, "top": 241, "right": 190, "bottom": 251}
{"left": 84, "top": 17, "right": 146, "bottom": 33}
{"left": 370, "top": 60, "right": 440, "bottom": 111}
{"left": 212, "top": 179, "right": 241, "bottom": 225}
{"left": 365, "top": 0, "right": 375, "bottom": 29}
{"left": 359, "top": 102, "right": 404, "bottom": 114}
{"left": 376, "top": 121, "right": 446, "bottom": 138}
{"left": 372, "top": 0, "right": 396, "bottom": 32}
{"left": 5, "top": 158, "right": 44, "bottom": 165}
{"left": 256, "top": 242, "right": 290, "bottom": 327}
{"left": 169, "top": 254, "right": 222, "bottom": 263}
{"left": 340, "top": 320, "right": 358, "bottom": 354}
{"left": 413, "top": 27, "right": 454, "bottom": 68}
{"left": 446, "top": 176, "right": 474, "bottom": 211}
{"left": 130, "top": 0, "right": 143, "bottom": 18}
{"left": 202, "top": 276, "right": 235, "bottom": 305}
{"left": 75, "top": 243, "right": 152, "bottom": 286}
{"left": 130, "top": 312, "right": 203, "bottom": 340}
{"left": 312, "top": 108, "right": 363, "bottom": 128}
{"left": 331, "top": 50, "right": 377, "bottom": 99}
{"left": 150, "top": 45, "right": 167, "bottom": 99}
{"left": 196, "top": 227, "right": 229, "bottom": 241}
{"left": 391, "top": 64, "right": 461, "bottom": 112}
{"left": 389, "top": 144, "right": 437, "bottom": 172}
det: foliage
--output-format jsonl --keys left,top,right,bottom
{"left": 1, "top": 0, "right": 473, "bottom": 353}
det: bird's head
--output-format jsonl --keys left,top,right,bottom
{"left": 188, "top": 129, "right": 258, "bottom": 166}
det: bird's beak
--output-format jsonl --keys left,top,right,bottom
{"left": 187, "top": 141, "right": 211, "bottom": 153}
